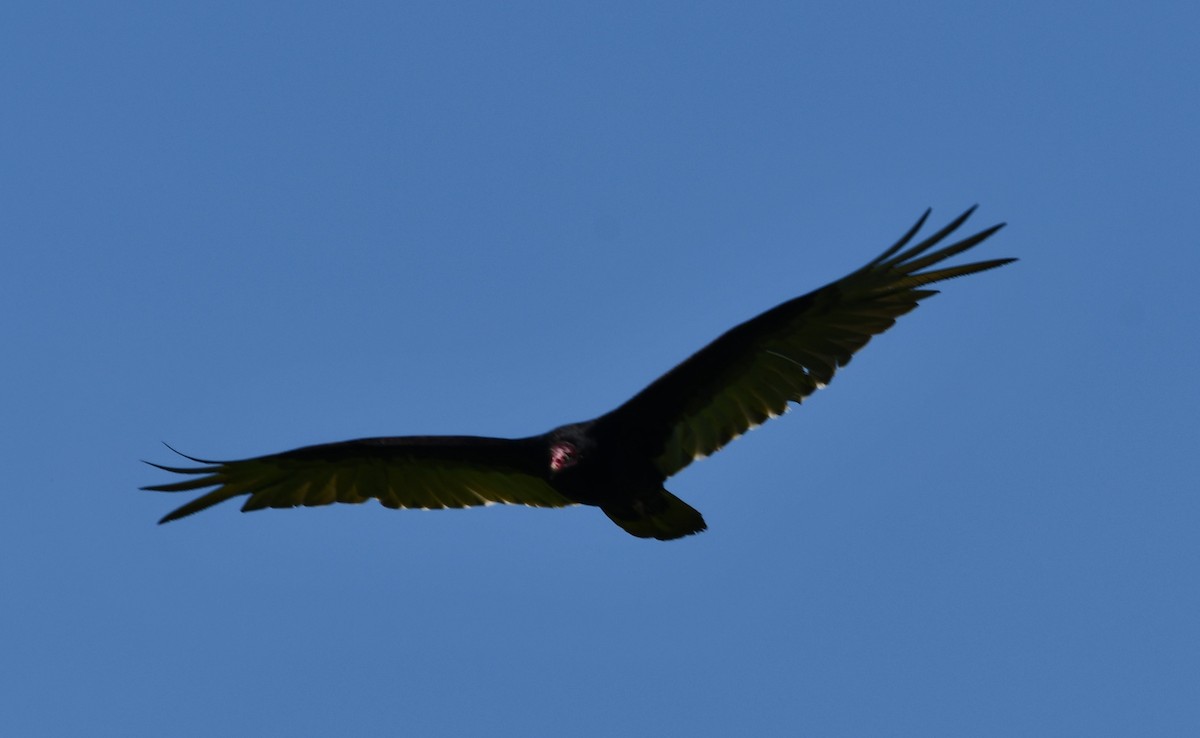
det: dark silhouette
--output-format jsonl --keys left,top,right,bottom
{"left": 146, "top": 207, "right": 1013, "bottom": 540}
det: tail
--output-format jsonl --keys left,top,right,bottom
{"left": 601, "top": 489, "right": 707, "bottom": 541}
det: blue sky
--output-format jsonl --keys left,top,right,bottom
{"left": 3, "top": 2, "right": 1197, "bottom": 736}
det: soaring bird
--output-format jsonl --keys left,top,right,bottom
{"left": 145, "top": 207, "right": 1013, "bottom": 540}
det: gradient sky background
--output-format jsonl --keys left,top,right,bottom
{"left": 3, "top": 2, "right": 1197, "bottom": 736}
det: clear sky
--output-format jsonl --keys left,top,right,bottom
{"left": 3, "top": 2, "right": 1197, "bottom": 736}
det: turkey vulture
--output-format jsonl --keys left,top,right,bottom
{"left": 146, "top": 207, "right": 1013, "bottom": 540}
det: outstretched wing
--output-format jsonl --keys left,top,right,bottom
{"left": 601, "top": 206, "right": 1015, "bottom": 478}
{"left": 144, "top": 435, "right": 574, "bottom": 523}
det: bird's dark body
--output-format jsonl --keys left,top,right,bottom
{"left": 145, "top": 208, "right": 1014, "bottom": 540}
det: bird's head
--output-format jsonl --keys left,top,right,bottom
{"left": 550, "top": 441, "right": 578, "bottom": 471}
{"left": 547, "top": 423, "right": 594, "bottom": 476}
